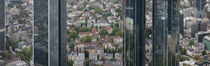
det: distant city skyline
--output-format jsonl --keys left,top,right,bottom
{"left": 1, "top": 0, "right": 210, "bottom": 66}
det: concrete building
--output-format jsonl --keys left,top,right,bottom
{"left": 89, "top": 53, "right": 97, "bottom": 61}
{"left": 89, "top": 61, "right": 103, "bottom": 66}
{"left": 203, "top": 36, "right": 210, "bottom": 53}
{"left": 200, "top": 18, "right": 210, "bottom": 31}
{"left": 195, "top": 31, "right": 210, "bottom": 42}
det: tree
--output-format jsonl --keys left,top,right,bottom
{"left": 113, "top": 43, "right": 118, "bottom": 47}
{"left": 69, "top": 31, "right": 79, "bottom": 40}
{"left": 179, "top": 46, "right": 186, "bottom": 55}
{"left": 15, "top": 47, "right": 33, "bottom": 62}
{"left": 99, "top": 29, "right": 108, "bottom": 37}
{"left": 202, "top": 50, "right": 207, "bottom": 55}
{"left": 86, "top": 60, "right": 91, "bottom": 66}
{"left": 84, "top": 50, "right": 89, "bottom": 58}
{"left": 67, "top": 30, "right": 70, "bottom": 34}
{"left": 111, "top": 23, "right": 119, "bottom": 28}
{"left": 94, "top": 6, "right": 103, "bottom": 14}
{"left": 115, "top": 31, "right": 122, "bottom": 36}
{"left": 67, "top": 60, "right": 74, "bottom": 66}
{"left": 189, "top": 40, "right": 195, "bottom": 46}
{"left": 117, "top": 47, "right": 123, "bottom": 53}
{"left": 2, "top": 51, "right": 12, "bottom": 60}
{"left": 180, "top": 56, "right": 190, "bottom": 61}
{"left": 80, "top": 35, "right": 92, "bottom": 43}
{"left": 79, "top": 28, "right": 90, "bottom": 32}
{"left": 116, "top": 9, "right": 123, "bottom": 19}
{"left": 193, "top": 55, "right": 200, "bottom": 60}
{"left": 69, "top": 44, "right": 75, "bottom": 50}
{"left": 111, "top": 58, "right": 116, "bottom": 61}
{"left": 111, "top": 27, "right": 120, "bottom": 35}
{"left": 146, "top": 28, "right": 152, "bottom": 39}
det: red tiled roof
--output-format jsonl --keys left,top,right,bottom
{"left": 92, "top": 27, "right": 97, "bottom": 33}
{"left": 107, "top": 26, "right": 112, "bottom": 30}
{"left": 76, "top": 42, "right": 98, "bottom": 46}
{"left": 79, "top": 32, "right": 95, "bottom": 34}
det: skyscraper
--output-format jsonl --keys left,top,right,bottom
{"left": 34, "top": 0, "right": 49, "bottom": 65}
{"left": 124, "top": 0, "right": 145, "bottom": 66}
{"left": 124, "top": 0, "right": 135, "bottom": 66}
{"left": 195, "top": 0, "right": 206, "bottom": 18}
{"left": 0, "top": 0, "right": 5, "bottom": 51}
{"left": 34, "top": 0, "right": 67, "bottom": 66}
{"left": 134, "top": 0, "right": 145, "bottom": 66}
{"left": 153, "top": 0, "right": 181, "bottom": 66}
{"left": 153, "top": 0, "right": 168, "bottom": 66}
{"left": 168, "top": 0, "right": 180, "bottom": 66}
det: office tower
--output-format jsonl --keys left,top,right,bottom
{"left": 168, "top": 0, "right": 180, "bottom": 66}
{"left": 134, "top": 0, "right": 145, "bottom": 66}
{"left": 124, "top": 0, "right": 145, "bottom": 66}
{"left": 124, "top": 0, "right": 135, "bottom": 66}
{"left": 34, "top": 0, "right": 49, "bottom": 65}
{"left": 179, "top": 14, "right": 184, "bottom": 35}
{"left": 153, "top": 0, "right": 168, "bottom": 66}
{"left": 153, "top": 0, "right": 181, "bottom": 66}
{"left": 0, "top": 0, "right": 5, "bottom": 51}
{"left": 195, "top": 0, "right": 206, "bottom": 18}
{"left": 34, "top": 0, "right": 67, "bottom": 66}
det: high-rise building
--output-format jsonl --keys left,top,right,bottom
{"left": 134, "top": 0, "right": 145, "bottom": 66}
{"left": 0, "top": 0, "right": 5, "bottom": 51}
{"left": 153, "top": 0, "right": 181, "bottom": 66}
{"left": 124, "top": 0, "right": 145, "bottom": 66}
{"left": 168, "top": 0, "right": 180, "bottom": 66}
{"left": 195, "top": 0, "right": 206, "bottom": 18}
{"left": 34, "top": 0, "right": 67, "bottom": 66}
{"left": 153, "top": 0, "right": 168, "bottom": 66}
{"left": 124, "top": 0, "right": 135, "bottom": 66}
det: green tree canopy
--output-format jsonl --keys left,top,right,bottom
{"left": 69, "top": 44, "right": 75, "bottom": 50}
{"left": 111, "top": 27, "right": 121, "bottom": 36}
{"left": 67, "top": 60, "right": 74, "bottom": 66}
{"left": 189, "top": 40, "right": 195, "bottom": 46}
{"left": 99, "top": 29, "right": 108, "bottom": 37}
{"left": 80, "top": 35, "right": 92, "bottom": 43}
{"left": 84, "top": 50, "right": 89, "bottom": 58}
{"left": 179, "top": 46, "right": 186, "bottom": 55}
{"left": 115, "top": 31, "right": 122, "bottom": 36}
{"left": 86, "top": 60, "right": 91, "bottom": 66}
{"left": 69, "top": 31, "right": 79, "bottom": 40}
{"left": 79, "top": 28, "right": 90, "bottom": 32}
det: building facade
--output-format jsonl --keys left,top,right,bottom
{"left": 0, "top": 0, "right": 5, "bottom": 51}
{"left": 34, "top": 0, "right": 49, "bottom": 65}
{"left": 153, "top": 0, "right": 181, "bottom": 66}
{"left": 124, "top": 0, "right": 145, "bottom": 66}
{"left": 195, "top": 0, "right": 206, "bottom": 18}
{"left": 34, "top": 0, "right": 67, "bottom": 66}
{"left": 134, "top": 0, "right": 146, "bottom": 66}
{"left": 203, "top": 36, "right": 210, "bottom": 53}
{"left": 153, "top": 0, "right": 168, "bottom": 66}
{"left": 168, "top": 0, "right": 180, "bottom": 66}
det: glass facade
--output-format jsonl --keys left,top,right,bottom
{"left": 0, "top": 0, "right": 5, "bottom": 51}
{"left": 168, "top": 0, "right": 180, "bottom": 66}
{"left": 34, "top": 0, "right": 66, "bottom": 66}
{"left": 34, "top": 0, "right": 48, "bottom": 65}
{"left": 195, "top": 0, "right": 206, "bottom": 18}
{"left": 125, "top": 0, "right": 135, "bottom": 66}
{"left": 153, "top": 0, "right": 181, "bottom": 66}
{"left": 153, "top": 0, "right": 168, "bottom": 66}
{"left": 125, "top": 0, "right": 145, "bottom": 66}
